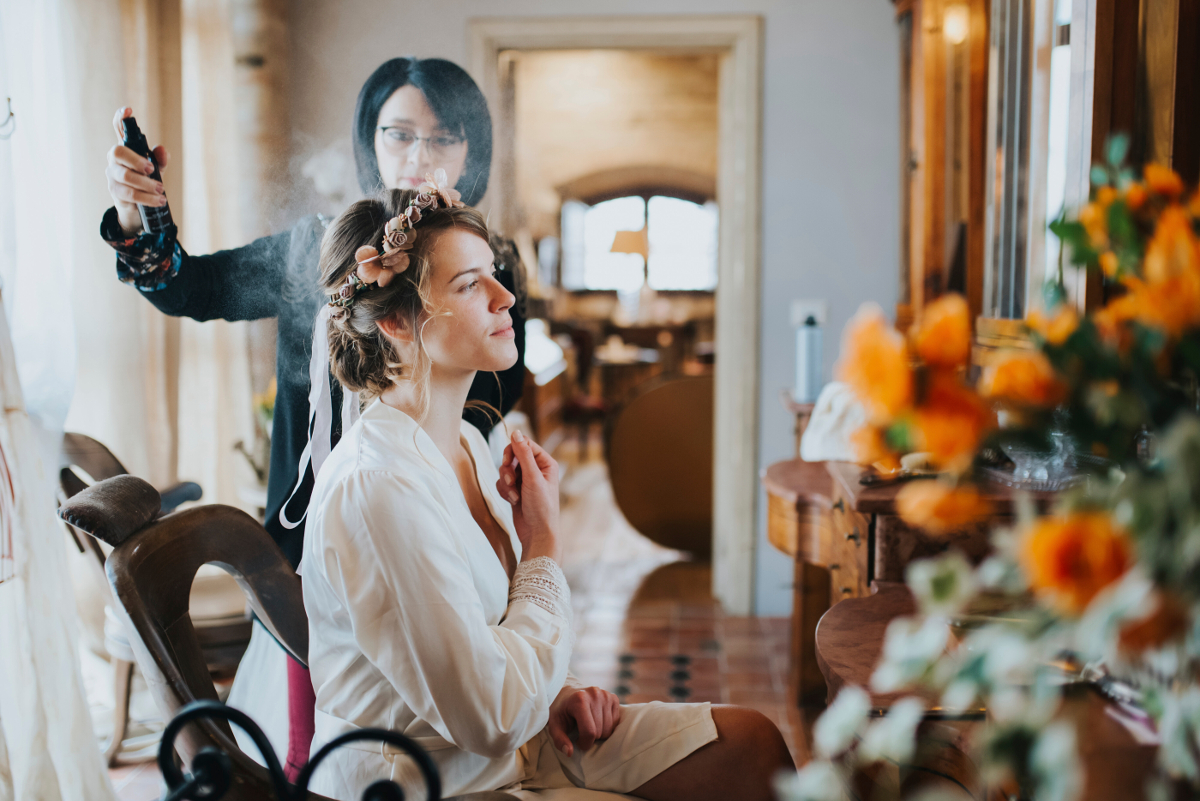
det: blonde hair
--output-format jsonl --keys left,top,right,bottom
{"left": 318, "top": 188, "right": 491, "bottom": 421}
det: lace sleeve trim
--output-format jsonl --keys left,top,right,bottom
{"left": 509, "top": 556, "right": 571, "bottom": 621}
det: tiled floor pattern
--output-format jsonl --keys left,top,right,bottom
{"left": 109, "top": 444, "right": 815, "bottom": 798}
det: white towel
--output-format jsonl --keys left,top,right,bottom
{"left": 799, "top": 381, "right": 869, "bottom": 463}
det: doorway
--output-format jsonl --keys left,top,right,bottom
{"left": 470, "top": 16, "right": 762, "bottom": 614}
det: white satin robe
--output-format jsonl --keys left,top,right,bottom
{"left": 299, "top": 400, "right": 715, "bottom": 800}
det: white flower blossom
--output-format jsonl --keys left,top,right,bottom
{"left": 773, "top": 762, "right": 844, "bottom": 801}
{"left": 908, "top": 552, "right": 978, "bottom": 618}
{"left": 858, "top": 696, "right": 925, "bottom": 765}
{"left": 1030, "top": 721, "right": 1083, "bottom": 801}
{"left": 871, "top": 616, "right": 949, "bottom": 693}
{"left": 814, "top": 685, "right": 871, "bottom": 759}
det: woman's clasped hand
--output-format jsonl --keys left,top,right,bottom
{"left": 497, "top": 429, "right": 562, "bottom": 564}
{"left": 548, "top": 685, "right": 622, "bottom": 758}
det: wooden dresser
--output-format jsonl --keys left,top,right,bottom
{"left": 764, "top": 459, "right": 1050, "bottom": 703}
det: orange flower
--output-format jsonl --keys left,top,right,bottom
{"left": 1027, "top": 305, "right": 1079, "bottom": 345}
{"left": 1125, "top": 182, "right": 1148, "bottom": 211}
{"left": 1144, "top": 163, "right": 1184, "bottom": 198}
{"left": 1144, "top": 205, "right": 1200, "bottom": 282}
{"left": 979, "top": 351, "right": 1068, "bottom": 407}
{"left": 1078, "top": 203, "right": 1108, "bottom": 248}
{"left": 1118, "top": 591, "right": 1190, "bottom": 654}
{"left": 1098, "top": 251, "right": 1119, "bottom": 278}
{"left": 1093, "top": 292, "right": 1139, "bottom": 352}
{"left": 913, "top": 373, "right": 996, "bottom": 472}
{"left": 914, "top": 294, "right": 972, "bottom": 369}
{"left": 837, "top": 303, "right": 913, "bottom": 424}
{"left": 1120, "top": 273, "right": 1200, "bottom": 338}
{"left": 850, "top": 425, "right": 901, "bottom": 471}
{"left": 897, "top": 480, "right": 992, "bottom": 535}
{"left": 1019, "top": 513, "right": 1132, "bottom": 615}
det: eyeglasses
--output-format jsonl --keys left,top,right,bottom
{"left": 376, "top": 126, "right": 466, "bottom": 158}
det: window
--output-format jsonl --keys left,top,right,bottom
{"left": 983, "top": 0, "right": 1075, "bottom": 318}
{"left": 560, "top": 194, "right": 718, "bottom": 291}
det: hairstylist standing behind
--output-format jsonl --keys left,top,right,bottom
{"left": 99, "top": 57, "right": 524, "bottom": 778}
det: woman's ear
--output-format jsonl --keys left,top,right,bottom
{"left": 377, "top": 313, "right": 414, "bottom": 344}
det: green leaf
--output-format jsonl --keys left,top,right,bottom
{"left": 885, "top": 421, "right": 915, "bottom": 454}
{"left": 1042, "top": 281, "right": 1067, "bottom": 309}
{"left": 1107, "top": 201, "right": 1138, "bottom": 250}
{"left": 1107, "top": 133, "right": 1130, "bottom": 167}
{"left": 1091, "top": 165, "right": 1111, "bottom": 187}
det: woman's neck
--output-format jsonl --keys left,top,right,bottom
{"left": 380, "top": 365, "right": 476, "bottom": 461}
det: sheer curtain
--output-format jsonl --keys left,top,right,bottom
{"left": 0, "top": 0, "right": 254, "bottom": 793}
{"left": 0, "top": 0, "right": 119, "bottom": 794}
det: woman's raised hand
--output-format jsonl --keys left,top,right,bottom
{"left": 496, "top": 429, "right": 561, "bottom": 564}
{"left": 106, "top": 107, "right": 169, "bottom": 236}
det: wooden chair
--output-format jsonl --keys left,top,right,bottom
{"left": 59, "top": 433, "right": 250, "bottom": 767}
{"left": 59, "top": 475, "right": 514, "bottom": 800}
{"left": 605, "top": 374, "right": 713, "bottom": 559}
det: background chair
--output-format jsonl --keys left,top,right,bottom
{"left": 59, "top": 476, "right": 514, "bottom": 800}
{"left": 605, "top": 374, "right": 713, "bottom": 559}
{"left": 58, "top": 433, "right": 248, "bottom": 767}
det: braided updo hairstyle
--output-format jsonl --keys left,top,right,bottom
{"left": 319, "top": 188, "right": 492, "bottom": 420}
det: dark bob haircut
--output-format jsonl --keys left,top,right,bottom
{"left": 352, "top": 58, "right": 492, "bottom": 206}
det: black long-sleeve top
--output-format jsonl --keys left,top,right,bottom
{"left": 101, "top": 209, "right": 525, "bottom": 568}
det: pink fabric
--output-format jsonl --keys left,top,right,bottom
{"left": 285, "top": 656, "right": 316, "bottom": 782}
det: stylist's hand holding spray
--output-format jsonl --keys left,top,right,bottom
{"left": 105, "top": 107, "right": 170, "bottom": 237}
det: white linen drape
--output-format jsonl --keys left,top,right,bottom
{"left": 0, "top": 302, "right": 115, "bottom": 801}
{"left": 0, "top": 0, "right": 255, "bottom": 793}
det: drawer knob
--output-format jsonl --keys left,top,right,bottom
{"left": 841, "top": 587, "right": 853, "bottom": 595}
{"left": 844, "top": 529, "right": 861, "bottom": 544}
{"left": 833, "top": 499, "right": 846, "bottom": 512}
{"left": 829, "top": 563, "right": 841, "bottom": 570}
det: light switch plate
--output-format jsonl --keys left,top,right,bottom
{"left": 790, "top": 299, "right": 828, "bottom": 327}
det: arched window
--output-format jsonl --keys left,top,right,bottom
{"left": 560, "top": 194, "right": 718, "bottom": 291}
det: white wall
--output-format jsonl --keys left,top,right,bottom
{"left": 287, "top": 0, "right": 899, "bottom": 615}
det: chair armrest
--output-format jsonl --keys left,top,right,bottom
{"left": 158, "top": 481, "right": 203, "bottom": 514}
{"left": 57, "top": 475, "right": 162, "bottom": 548}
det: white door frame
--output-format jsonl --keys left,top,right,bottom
{"left": 468, "top": 15, "right": 763, "bottom": 614}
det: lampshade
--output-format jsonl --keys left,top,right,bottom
{"left": 610, "top": 227, "right": 649, "bottom": 259}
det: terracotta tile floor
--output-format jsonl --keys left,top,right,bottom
{"left": 110, "top": 444, "right": 814, "bottom": 798}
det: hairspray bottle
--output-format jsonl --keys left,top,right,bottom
{"left": 121, "top": 117, "right": 174, "bottom": 233}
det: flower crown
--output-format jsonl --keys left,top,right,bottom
{"left": 329, "top": 169, "right": 465, "bottom": 309}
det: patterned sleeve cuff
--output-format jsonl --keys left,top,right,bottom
{"left": 509, "top": 556, "right": 572, "bottom": 621}
{"left": 100, "top": 206, "right": 182, "bottom": 291}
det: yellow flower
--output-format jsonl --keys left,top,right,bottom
{"left": 979, "top": 351, "right": 1067, "bottom": 407}
{"left": 850, "top": 425, "right": 901, "bottom": 472}
{"left": 1098, "top": 251, "right": 1119, "bottom": 278}
{"left": 913, "top": 294, "right": 972, "bottom": 369}
{"left": 1027, "top": 305, "right": 1079, "bottom": 345}
{"left": 1125, "top": 182, "right": 1148, "bottom": 211}
{"left": 1123, "top": 273, "right": 1200, "bottom": 338}
{"left": 1020, "top": 513, "right": 1132, "bottom": 615}
{"left": 1093, "top": 291, "right": 1139, "bottom": 352}
{"left": 1143, "top": 205, "right": 1200, "bottom": 284}
{"left": 1144, "top": 163, "right": 1184, "bottom": 198}
{"left": 897, "top": 480, "right": 992, "bottom": 535}
{"left": 836, "top": 303, "right": 913, "bottom": 425}
{"left": 913, "top": 373, "right": 996, "bottom": 472}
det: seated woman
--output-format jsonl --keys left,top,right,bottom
{"left": 301, "top": 178, "right": 795, "bottom": 800}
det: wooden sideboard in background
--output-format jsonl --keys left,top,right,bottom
{"left": 764, "top": 458, "right": 1051, "bottom": 704}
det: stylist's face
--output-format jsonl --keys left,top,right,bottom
{"left": 374, "top": 85, "right": 469, "bottom": 192}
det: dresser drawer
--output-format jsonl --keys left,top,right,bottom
{"left": 828, "top": 486, "right": 870, "bottom": 604}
